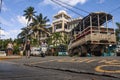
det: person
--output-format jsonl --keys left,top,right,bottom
{"left": 24, "top": 39, "right": 31, "bottom": 58}
{"left": 7, "top": 42, "right": 13, "bottom": 56}
{"left": 40, "top": 41, "right": 48, "bottom": 57}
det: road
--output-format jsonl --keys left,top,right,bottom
{"left": 0, "top": 56, "right": 120, "bottom": 80}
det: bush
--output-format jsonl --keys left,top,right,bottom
{"left": 13, "top": 45, "right": 19, "bottom": 55}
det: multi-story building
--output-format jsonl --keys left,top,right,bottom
{"left": 52, "top": 10, "right": 71, "bottom": 33}
{"left": 51, "top": 10, "right": 82, "bottom": 44}
{"left": 39, "top": 10, "right": 82, "bottom": 45}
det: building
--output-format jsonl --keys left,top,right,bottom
{"left": 38, "top": 10, "right": 82, "bottom": 46}
{"left": 51, "top": 10, "right": 82, "bottom": 45}
{"left": 52, "top": 10, "right": 71, "bottom": 33}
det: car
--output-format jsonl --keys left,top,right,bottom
{"left": 0, "top": 51, "right": 6, "bottom": 56}
{"left": 30, "top": 47, "right": 41, "bottom": 56}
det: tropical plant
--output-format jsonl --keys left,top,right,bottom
{"left": 23, "top": 6, "right": 36, "bottom": 26}
{"left": 17, "top": 27, "right": 30, "bottom": 41}
{"left": 47, "top": 32, "right": 69, "bottom": 56}
{"left": 22, "top": 6, "right": 36, "bottom": 43}
{"left": 30, "top": 13, "right": 50, "bottom": 42}
{"left": 47, "top": 32, "right": 65, "bottom": 47}
{"left": 18, "top": 7, "right": 51, "bottom": 46}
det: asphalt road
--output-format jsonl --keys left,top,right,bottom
{"left": 0, "top": 56, "right": 120, "bottom": 80}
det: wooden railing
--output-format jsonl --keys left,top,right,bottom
{"left": 72, "top": 26, "right": 115, "bottom": 43}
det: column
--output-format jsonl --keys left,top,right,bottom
{"left": 112, "top": 17, "right": 115, "bottom": 34}
{"left": 106, "top": 14, "right": 108, "bottom": 34}
{"left": 97, "top": 14, "right": 100, "bottom": 33}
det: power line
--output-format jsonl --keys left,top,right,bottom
{"left": 52, "top": 0, "right": 89, "bottom": 14}
{"left": 109, "top": 5, "right": 120, "bottom": 13}
{"left": 51, "top": 0, "right": 84, "bottom": 17}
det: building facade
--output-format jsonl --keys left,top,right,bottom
{"left": 51, "top": 10, "right": 82, "bottom": 45}
{"left": 39, "top": 10, "right": 82, "bottom": 45}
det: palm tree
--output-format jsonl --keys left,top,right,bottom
{"left": 23, "top": 6, "right": 36, "bottom": 26}
{"left": 17, "top": 27, "right": 30, "bottom": 40}
{"left": 30, "top": 13, "right": 51, "bottom": 42}
{"left": 116, "top": 22, "right": 120, "bottom": 41}
{"left": 23, "top": 6, "right": 36, "bottom": 41}
{"left": 47, "top": 32, "right": 68, "bottom": 56}
{"left": 47, "top": 32, "right": 65, "bottom": 47}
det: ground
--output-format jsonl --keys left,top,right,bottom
{"left": 0, "top": 56, "right": 120, "bottom": 80}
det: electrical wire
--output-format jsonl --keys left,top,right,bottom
{"left": 51, "top": 0, "right": 89, "bottom": 14}
{"left": 109, "top": 5, "right": 120, "bottom": 13}
{"left": 51, "top": 0, "right": 84, "bottom": 17}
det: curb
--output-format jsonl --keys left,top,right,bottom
{"left": 25, "top": 64, "right": 120, "bottom": 79}
{"left": 0, "top": 56, "right": 22, "bottom": 60}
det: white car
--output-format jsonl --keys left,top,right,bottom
{"left": 31, "top": 47, "right": 41, "bottom": 56}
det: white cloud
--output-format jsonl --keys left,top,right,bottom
{"left": 0, "top": 16, "right": 13, "bottom": 27}
{"left": 1, "top": 2, "right": 8, "bottom": 12}
{"left": 41, "top": 0, "right": 88, "bottom": 6}
{"left": 0, "top": 29, "right": 5, "bottom": 35}
{"left": 1, "top": 29, "right": 21, "bottom": 39}
{"left": 17, "top": 15, "right": 27, "bottom": 26}
{"left": 0, "top": 15, "right": 27, "bottom": 39}
{"left": 67, "top": 0, "right": 87, "bottom": 5}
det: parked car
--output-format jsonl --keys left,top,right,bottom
{"left": 30, "top": 47, "right": 41, "bottom": 56}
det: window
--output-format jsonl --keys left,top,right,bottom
{"left": 55, "top": 24, "right": 62, "bottom": 29}
{"left": 64, "top": 24, "right": 67, "bottom": 29}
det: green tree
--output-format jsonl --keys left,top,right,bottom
{"left": 47, "top": 32, "right": 65, "bottom": 48}
{"left": 23, "top": 6, "right": 36, "bottom": 42}
{"left": 18, "top": 7, "right": 51, "bottom": 46}
{"left": 23, "top": 6, "right": 36, "bottom": 26}
{"left": 30, "top": 13, "right": 50, "bottom": 42}
{"left": 17, "top": 27, "right": 30, "bottom": 41}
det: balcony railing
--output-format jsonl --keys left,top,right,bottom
{"left": 53, "top": 18, "right": 69, "bottom": 23}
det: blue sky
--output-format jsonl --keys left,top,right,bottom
{"left": 0, "top": 0, "right": 120, "bottom": 39}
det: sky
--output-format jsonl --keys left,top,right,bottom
{"left": 0, "top": 0, "right": 120, "bottom": 39}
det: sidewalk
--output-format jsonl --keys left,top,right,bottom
{"left": 0, "top": 55, "right": 22, "bottom": 60}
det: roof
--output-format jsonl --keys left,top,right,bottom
{"left": 82, "top": 12, "right": 113, "bottom": 27}
{"left": 72, "top": 12, "right": 113, "bottom": 32}
{"left": 54, "top": 10, "right": 71, "bottom": 19}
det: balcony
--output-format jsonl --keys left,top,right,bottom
{"left": 55, "top": 29, "right": 64, "bottom": 32}
{"left": 65, "top": 29, "right": 71, "bottom": 32}
{"left": 53, "top": 18, "right": 69, "bottom": 23}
